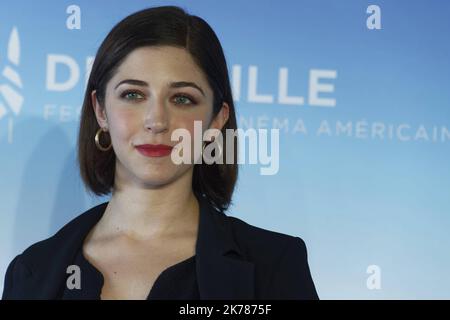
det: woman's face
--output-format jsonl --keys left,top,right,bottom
{"left": 92, "top": 45, "right": 229, "bottom": 189}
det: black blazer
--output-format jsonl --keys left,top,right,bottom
{"left": 2, "top": 194, "right": 319, "bottom": 300}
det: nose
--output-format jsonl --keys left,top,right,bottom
{"left": 143, "top": 97, "right": 169, "bottom": 134}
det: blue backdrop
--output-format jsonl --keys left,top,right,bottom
{"left": 1, "top": 0, "right": 449, "bottom": 299}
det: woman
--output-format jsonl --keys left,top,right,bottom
{"left": 2, "top": 5, "right": 318, "bottom": 300}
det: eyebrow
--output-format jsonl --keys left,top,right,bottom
{"left": 114, "top": 79, "right": 205, "bottom": 97}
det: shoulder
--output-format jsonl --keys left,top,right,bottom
{"left": 3, "top": 202, "right": 106, "bottom": 281}
{"left": 222, "top": 214, "right": 319, "bottom": 299}
{"left": 19, "top": 202, "right": 106, "bottom": 268}
{"left": 2, "top": 202, "right": 107, "bottom": 299}
{"left": 224, "top": 213, "right": 308, "bottom": 259}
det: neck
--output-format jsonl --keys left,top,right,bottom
{"left": 101, "top": 166, "right": 200, "bottom": 241}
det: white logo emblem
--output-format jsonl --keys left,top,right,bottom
{"left": 0, "top": 27, "right": 24, "bottom": 120}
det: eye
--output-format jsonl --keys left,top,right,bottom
{"left": 173, "top": 94, "right": 196, "bottom": 106}
{"left": 120, "top": 90, "right": 144, "bottom": 101}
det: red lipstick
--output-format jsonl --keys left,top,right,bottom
{"left": 135, "top": 144, "right": 173, "bottom": 157}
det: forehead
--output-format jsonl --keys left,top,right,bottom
{"left": 112, "top": 46, "right": 209, "bottom": 89}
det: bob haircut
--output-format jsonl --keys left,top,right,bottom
{"left": 77, "top": 5, "right": 238, "bottom": 212}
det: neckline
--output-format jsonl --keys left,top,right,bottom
{"left": 78, "top": 249, "right": 196, "bottom": 300}
{"left": 73, "top": 193, "right": 207, "bottom": 299}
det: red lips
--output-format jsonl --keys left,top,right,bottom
{"left": 135, "top": 144, "right": 173, "bottom": 158}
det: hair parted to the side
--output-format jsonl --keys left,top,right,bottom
{"left": 77, "top": 5, "right": 238, "bottom": 213}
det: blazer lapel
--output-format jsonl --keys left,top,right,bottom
{"left": 195, "top": 194, "right": 255, "bottom": 299}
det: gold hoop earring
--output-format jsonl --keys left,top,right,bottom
{"left": 201, "top": 141, "right": 206, "bottom": 156}
{"left": 201, "top": 139, "right": 222, "bottom": 159}
{"left": 215, "top": 139, "right": 223, "bottom": 158}
{"left": 95, "top": 127, "right": 112, "bottom": 151}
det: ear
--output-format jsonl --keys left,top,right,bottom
{"left": 91, "top": 90, "right": 108, "bottom": 129}
{"left": 209, "top": 102, "right": 230, "bottom": 131}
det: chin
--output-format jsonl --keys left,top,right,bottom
{"left": 138, "top": 167, "right": 186, "bottom": 186}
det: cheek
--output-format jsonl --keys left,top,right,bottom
{"left": 174, "top": 103, "right": 213, "bottom": 131}
{"left": 173, "top": 112, "right": 211, "bottom": 142}
{"left": 110, "top": 110, "right": 138, "bottom": 141}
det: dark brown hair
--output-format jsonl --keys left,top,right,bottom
{"left": 77, "top": 5, "right": 238, "bottom": 212}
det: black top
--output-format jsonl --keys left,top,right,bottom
{"left": 62, "top": 249, "right": 199, "bottom": 300}
{"left": 3, "top": 194, "right": 319, "bottom": 300}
